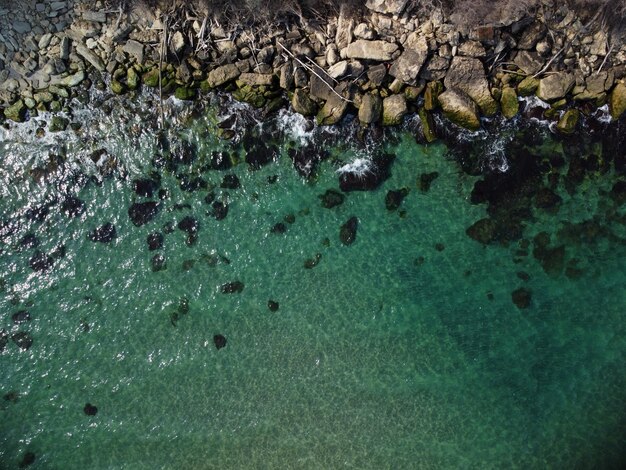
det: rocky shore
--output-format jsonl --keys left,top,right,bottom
{"left": 1, "top": 0, "right": 625, "bottom": 138}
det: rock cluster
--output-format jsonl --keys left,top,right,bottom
{"left": 0, "top": 1, "right": 625, "bottom": 136}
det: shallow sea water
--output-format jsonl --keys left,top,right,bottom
{"left": 0, "top": 95, "right": 625, "bottom": 469}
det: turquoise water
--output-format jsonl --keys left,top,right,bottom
{"left": 1, "top": 96, "right": 625, "bottom": 469}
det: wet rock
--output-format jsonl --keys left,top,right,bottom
{"left": 534, "top": 188, "right": 562, "bottom": 211}
{"left": 271, "top": 223, "right": 287, "bottom": 234}
{"left": 389, "top": 32, "right": 428, "bottom": 85}
{"left": 12, "top": 310, "right": 31, "bottom": 324}
{"left": 435, "top": 243, "right": 445, "bottom": 252}
{"left": 211, "top": 201, "right": 229, "bottom": 220}
{"left": 0, "top": 329, "right": 7, "bottom": 353}
{"left": 304, "top": 253, "right": 322, "bottom": 269}
{"left": 609, "top": 180, "right": 626, "bottom": 205}
{"left": 178, "top": 216, "right": 199, "bottom": 234}
{"left": 385, "top": 188, "right": 409, "bottom": 211}
{"left": 340, "top": 217, "right": 359, "bottom": 246}
{"left": 220, "top": 174, "right": 240, "bottom": 190}
{"left": 213, "top": 334, "right": 227, "bottom": 350}
{"left": 284, "top": 214, "right": 296, "bottom": 224}
{"left": 61, "top": 196, "right": 85, "bottom": 217}
{"left": 4, "top": 390, "right": 19, "bottom": 402}
{"left": 11, "top": 332, "right": 33, "bottom": 351}
{"left": 291, "top": 88, "right": 317, "bottom": 116}
{"left": 338, "top": 153, "right": 395, "bottom": 192}
{"left": 163, "top": 221, "right": 176, "bottom": 234}
{"left": 180, "top": 176, "right": 208, "bottom": 192}
{"left": 128, "top": 202, "right": 160, "bottom": 226}
{"left": 88, "top": 223, "right": 116, "bottom": 243}
{"left": 18, "top": 233, "right": 39, "bottom": 251}
{"left": 210, "top": 151, "right": 232, "bottom": 170}
{"left": 466, "top": 218, "right": 498, "bottom": 244}
{"left": 133, "top": 179, "right": 160, "bottom": 197}
{"left": 84, "top": 403, "right": 98, "bottom": 416}
{"left": 289, "top": 147, "right": 325, "bottom": 179}
{"left": 18, "top": 451, "right": 35, "bottom": 468}
{"left": 319, "top": 189, "right": 345, "bottom": 208}
{"left": 204, "top": 192, "right": 216, "bottom": 205}
{"left": 25, "top": 205, "right": 50, "bottom": 222}
{"left": 511, "top": 288, "right": 531, "bottom": 309}
{"left": 609, "top": 82, "right": 626, "bottom": 120}
{"left": 438, "top": 89, "right": 481, "bottom": 131}
{"left": 533, "top": 234, "right": 566, "bottom": 277}
{"left": 182, "top": 259, "right": 195, "bottom": 271}
{"left": 147, "top": 232, "right": 164, "bottom": 251}
{"left": 517, "top": 271, "right": 531, "bottom": 282}
{"left": 517, "top": 76, "right": 540, "bottom": 96}
{"left": 220, "top": 281, "right": 244, "bottom": 294}
{"left": 151, "top": 254, "right": 167, "bottom": 272}
{"left": 556, "top": 109, "right": 579, "bottom": 134}
{"left": 246, "top": 144, "right": 277, "bottom": 169}
{"left": 29, "top": 251, "right": 53, "bottom": 271}
{"left": 500, "top": 87, "right": 519, "bottom": 119}
{"left": 171, "top": 141, "right": 197, "bottom": 165}
{"left": 419, "top": 172, "right": 439, "bottom": 192}
{"left": 268, "top": 300, "right": 279, "bottom": 312}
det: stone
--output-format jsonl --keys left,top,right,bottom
{"left": 39, "top": 33, "right": 53, "bottom": 50}
{"left": 211, "top": 201, "right": 228, "bottom": 220}
{"left": 142, "top": 69, "right": 159, "bottom": 88}
{"left": 500, "top": 86, "right": 519, "bottom": 119}
{"left": 328, "top": 60, "right": 349, "bottom": 79}
{"left": 111, "top": 79, "right": 125, "bottom": 95}
{"left": 29, "top": 251, "right": 53, "bottom": 271}
{"left": 13, "top": 21, "right": 31, "bottom": 34}
{"left": 319, "top": 189, "right": 345, "bottom": 208}
{"left": 354, "top": 23, "right": 376, "bottom": 40}
{"left": 76, "top": 44, "right": 105, "bottom": 71}
{"left": 304, "top": 253, "right": 322, "bottom": 269}
{"left": 61, "top": 196, "right": 85, "bottom": 217}
{"left": 419, "top": 172, "right": 439, "bottom": 192}
{"left": 178, "top": 216, "right": 199, "bottom": 234}
{"left": 556, "top": 109, "right": 579, "bottom": 134}
{"left": 466, "top": 218, "right": 498, "bottom": 244}
{"left": 83, "top": 11, "right": 107, "bottom": 22}
{"left": 84, "top": 403, "right": 98, "bottom": 415}
{"left": 385, "top": 188, "right": 409, "bottom": 211}
{"left": 358, "top": 93, "right": 382, "bottom": 124}
{"left": 213, "top": 334, "right": 227, "bottom": 350}
{"left": 147, "top": 232, "right": 164, "bottom": 251}
{"left": 609, "top": 82, "right": 626, "bottom": 120}
{"left": 206, "top": 64, "right": 240, "bottom": 88}
{"left": 457, "top": 41, "right": 486, "bottom": 58}
{"left": 220, "top": 174, "right": 240, "bottom": 190}
{"left": 174, "top": 87, "right": 195, "bottom": 100}
{"left": 424, "top": 81, "right": 443, "bottom": 111}
{"left": 123, "top": 40, "right": 144, "bottom": 64}
{"left": 335, "top": 4, "right": 354, "bottom": 50}
{"left": 49, "top": 116, "right": 69, "bottom": 132}
{"left": 534, "top": 188, "right": 562, "bottom": 210}
{"left": 367, "top": 64, "right": 387, "bottom": 86}
{"left": 220, "top": 281, "right": 244, "bottom": 294}
{"left": 418, "top": 108, "right": 436, "bottom": 143}
{"left": 389, "top": 32, "right": 428, "bottom": 85}
{"left": 511, "top": 288, "right": 531, "bottom": 309}
{"left": 438, "top": 89, "right": 481, "bottom": 131}
{"left": 88, "top": 223, "right": 116, "bottom": 243}
{"left": 365, "top": 0, "right": 408, "bottom": 15}
{"left": 268, "top": 300, "right": 279, "bottom": 312}
{"left": 382, "top": 94, "right": 407, "bottom": 126}
{"left": 151, "top": 254, "right": 167, "bottom": 272}
{"left": 517, "top": 21, "right": 547, "bottom": 50}
{"left": 340, "top": 216, "right": 359, "bottom": 245}
{"left": 60, "top": 36, "right": 71, "bottom": 60}
{"left": 237, "top": 73, "right": 275, "bottom": 87}
{"left": 279, "top": 62, "right": 293, "bottom": 90}
{"left": 128, "top": 202, "right": 160, "bottom": 226}
{"left": 291, "top": 88, "right": 317, "bottom": 116}
{"left": 11, "top": 331, "right": 33, "bottom": 351}
{"left": 517, "top": 76, "right": 539, "bottom": 96}
{"left": 344, "top": 40, "right": 398, "bottom": 62}
{"left": 444, "top": 56, "right": 498, "bottom": 116}
{"left": 338, "top": 153, "right": 394, "bottom": 192}
{"left": 4, "top": 99, "right": 27, "bottom": 122}
{"left": 513, "top": 50, "right": 544, "bottom": 75}
{"left": 12, "top": 311, "right": 31, "bottom": 324}
{"left": 171, "top": 31, "right": 186, "bottom": 55}
{"left": 536, "top": 73, "right": 575, "bottom": 102}
{"left": 317, "top": 90, "right": 349, "bottom": 126}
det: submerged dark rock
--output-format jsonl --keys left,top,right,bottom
{"left": 220, "top": 174, "right": 240, "bottom": 189}
{"left": 211, "top": 201, "right": 229, "bottom": 220}
{"left": 61, "top": 196, "right": 86, "bottom": 218}
{"left": 18, "top": 451, "right": 36, "bottom": 468}
{"left": 147, "top": 232, "right": 164, "bottom": 250}
{"left": 304, "top": 253, "right": 322, "bottom": 269}
{"left": 133, "top": 178, "right": 160, "bottom": 197}
{"left": 289, "top": 146, "right": 326, "bottom": 178}
{"left": 385, "top": 188, "right": 409, "bottom": 211}
{"left": 29, "top": 250, "right": 53, "bottom": 271}
{"left": 128, "top": 202, "right": 160, "bottom": 226}
{"left": 4, "top": 390, "right": 19, "bottom": 402}
{"left": 319, "top": 189, "right": 345, "bottom": 208}
{"left": 534, "top": 188, "right": 562, "bottom": 211}
{"left": 179, "top": 176, "right": 208, "bottom": 192}
{"left": 171, "top": 140, "right": 197, "bottom": 165}
{"left": 178, "top": 216, "right": 199, "bottom": 234}
{"left": 0, "top": 329, "right": 7, "bottom": 352}
{"left": 512, "top": 288, "right": 532, "bottom": 309}
{"left": 11, "top": 331, "right": 33, "bottom": 350}
{"left": 213, "top": 334, "right": 227, "bottom": 350}
{"left": 12, "top": 310, "right": 31, "bottom": 324}
{"left": 88, "top": 223, "right": 116, "bottom": 243}
{"left": 210, "top": 151, "right": 232, "bottom": 170}
{"left": 151, "top": 254, "right": 167, "bottom": 272}
{"left": 271, "top": 222, "right": 287, "bottom": 234}
{"left": 340, "top": 217, "right": 359, "bottom": 245}
{"left": 84, "top": 403, "right": 98, "bottom": 416}
{"left": 268, "top": 300, "right": 279, "bottom": 312}
{"left": 246, "top": 143, "right": 277, "bottom": 169}
{"left": 339, "top": 153, "right": 395, "bottom": 192}
{"left": 220, "top": 281, "right": 244, "bottom": 293}
{"left": 18, "top": 233, "right": 39, "bottom": 251}
{"left": 419, "top": 172, "right": 440, "bottom": 193}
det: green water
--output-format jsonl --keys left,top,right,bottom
{"left": 0, "top": 99, "right": 625, "bottom": 469}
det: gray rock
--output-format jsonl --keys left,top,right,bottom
{"left": 444, "top": 56, "right": 497, "bottom": 116}
{"left": 328, "top": 60, "right": 349, "bottom": 79}
{"left": 171, "top": 31, "right": 185, "bottom": 55}
{"left": 309, "top": 64, "right": 335, "bottom": 101}
{"left": 389, "top": 32, "right": 428, "bottom": 85}
{"left": 438, "top": 89, "right": 481, "bottom": 131}
{"left": 457, "top": 41, "right": 486, "bottom": 58}
{"left": 83, "top": 11, "right": 107, "bottom": 23}
{"left": 358, "top": 93, "right": 382, "bottom": 124}
{"left": 279, "top": 62, "right": 293, "bottom": 90}
{"left": 50, "top": 1, "right": 67, "bottom": 11}
{"left": 367, "top": 64, "right": 387, "bottom": 86}
{"left": 237, "top": 73, "right": 275, "bottom": 86}
{"left": 4, "top": 99, "right": 27, "bottom": 122}
{"left": 123, "top": 39, "right": 144, "bottom": 64}
{"left": 536, "top": 73, "right": 575, "bottom": 101}
{"left": 257, "top": 46, "right": 274, "bottom": 64}
{"left": 365, "top": 0, "right": 408, "bottom": 15}
{"left": 354, "top": 23, "right": 376, "bottom": 40}
{"left": 60, "top": 36, "right": 71, "bottom": 60}
{"left": 38, "top": 33, "right": 53, "bottom": 50}
{"left": 420, "top": 56, "right": 450, "bottom": 81}
{"left": 76, "top": 44, "right": 105, "bottom": 71}
{"left": 291, "top": 88, "right": 317, "bottom": 116}
{"left": 13, "top": 21, "right": 31, "bottom": 35}
{"left": 518, "top": 21, "right": 547, "bottom": 50}
{"left": 382, "top": 94, "right": 407, "bottom": 126}
{"left": 513, "top": 50, "right": 544, "bottom": 75}
{"left": 335, "top": 5, "right": 354, "bottom": 50}
{"left": 60, "top": 70, "right": 85, "bottom": 87}
{"left": 317, "top": 86, "right": 349, "bottom": 125}
{"left": 206, "top": 64, "right": 240, "bottom": 87}
{"left": 344, "top": 40, "right": 398, "bottom": 62}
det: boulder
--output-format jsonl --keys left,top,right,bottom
{"left": 418, "top": 108, "right": 437, "bottom": 143}
{"left": 385, "top": 188, "right": 409, "bottom": 211}
{"left": 317, "top": 91, "right": 349, "bottom": 125}
{"left": 214, "top": 334, "right": 227, "bottom": 350}
{"left": 237, "top": 73, "right": 275, "bottom": 87}
{"left": 536, "top": 73, "right": 575, "bottom": 102}
{"left": 88, "top": 223, "right": 116, "bottom": 243}
{"left": 128, "top": 202, "right": 160, "bottom": 226}
{"left": 382, "top": 94, "right": 407, "bottom": 126}
{"left": 457, "top": 41, "right": 486, "bottom": 58}
{"left": 358, "top": 93, "right": 382, "bottom": 124}
{"left": 4, "top": 99, "right": 26, "bottom": 122}
{"left": 365, "top": 0, "right": 408, "bottom": 14}
{"left": 424, "top": 81, "right": 443, "bottom": 111}
{"left": 49, "top": 116, "right": 69, "bottom": 132}
{"left": 517, "top": 21, "right": 547, "bottom": 50}
{"left": 328, "top": 60, "right": 349, "bottom": 79}
{"left": 344, "top": 40, "right": 398, "bottom": 61}
{"left": 444, "top": 56, "right": 497, "bottom": 116}
{"left": 513, "top": 50, "right": 544, "bottom": 75}
{"left": 438, "top": 89, "right": 481, "bottom": 131}
{"left": 340, "top": 217, "right": 359, "bottom": 245}
{"left": 220, "top": 281, "right": 244, "bottom": 294}
{"left": 291, "top": 88, "right": 317, "bottom": 116}
{"left": 354, "top": 23, "right": 376, "bottom": 40}
{"left": 206, "top": 64, "right": 241, "bottom": 88}
{"left": 123, "top": 39, "right": 144, "bottom": 64}
{"left": 500, "top": 86, "right": 519, "bottom": 119}
{"left": 517, "top": 76, "right": 539, "bottom": 96}
{"left": 389, "top": 33, "right": 428, "bottom": 85}
{"left": 76, "top": 44, "right": 105, "bottom": 71}
{"left": 335, "top": 4, "right": 354, "bottom": 50}
{"left": 609, "top": 82, "right": 626, "bottom": 120}
{"left": 556, "top": 109, "right": 579, "bottom": 134}
{"left": 319, "top": 189, "right": 345, "bottom": 208}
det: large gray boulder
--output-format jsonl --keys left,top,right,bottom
{"left": 438, "top": 89, "right": 481, "bottom": 131}
{"left": 317, "top": 87, "right": 349, "bottom": 125}
{"left": 444, "top": 56, "right": 498, "bottom": 116}
{"left": 206, "top": 64, "right": 240, "bottom": 88}
{"left": 389, "top": 32, "right": 428, "bottom": 85}
{"left": 335, "top": 4, "right": 354, "bottom": 50}
{"left": 365, "top": 0, "right": 408, "bottom": 15}
{"left": 291, "top": 88, "right": 317, "bottom": 116}
{"left": 536, "top": 73, "right": 575, "bottom": 101}
{"left": 344, "top": 40, "right": 398, "bottom": 62}
{"left": 382, "top": 94, "right": 407, "bottom": 126}
{"left": 358, "top": 93, "right": 382, "bottom": 124}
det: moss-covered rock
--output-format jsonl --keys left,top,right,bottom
{"left": 438, "top": 89, "right": 481, "bottom": 131}
{"left": 556, "top": 109, "right": 579, "bottom": 134}
{"left": 49, "top": 116, "right": 69, "bottom": 132}
{"left": 24, "top": 97, "right": 37, "bottom": 109}
{"left": 500, "top": 86, "right": 519, "bottom": 119}
{"left": 418, "top": 107, "right": 436, "bottom": 143}
{"left": 142, "top": 68, "right": 160, "bottom": 88}
{"left": 174, "top": 86, "right": 195, "bottom": 100}
{"left": 49, "top": 85, "right": 69, "bottom": 99}
{"left": 232, "top": 85, "right": 265, "bottom": 108}
{"left": 111, "top": 79, "right": 126, "bottom": 95}
{"left": 317, "top": 94, "right": 348, "bottom": 126}
{"left": 424, "top": 81, "right": 443, "bottom": 111}
{"left": 609, "top": 82, "right": 626, "bottom": 120}
{"left": 517, "top": 76, "right": 539, "bottom": 96}
{"left": 291, "top": 88, "right": 317, "bottom": 116}
{"left": 34, "top": 91, "right": 54, "bottom": 103}
{"left": 382, "top": 94, "right": 407, "bottom": 126}
{"left": 127, "top": 68, "right": 140, "bottom": 90}
{"left": 4, "top": 100, "right": 27, "bottom": 122}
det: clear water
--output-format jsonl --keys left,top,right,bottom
{"left": 1, "top": 95, "right": 625, "bottom": 469}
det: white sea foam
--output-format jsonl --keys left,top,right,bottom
{"left": 275, "top": 108, "right": 315, "bottom": 145}
{"left": 336, "top": 157, "right": 375, "bottom": 178}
